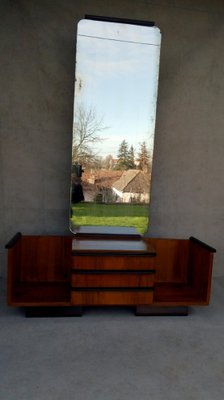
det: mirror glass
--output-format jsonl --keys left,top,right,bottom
{"left": 70, "top": 18, "right": 161, "bottom": 235}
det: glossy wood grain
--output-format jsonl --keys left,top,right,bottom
{"left": 72, "top": 255, "right": 155, "bottom": 270}
{"left": 20, "top": 236, "right": 72, "bottom": 282}
{"left": 146, "top": 238, "right": 189, "bottom": 284}
{"left": 188, "top": 238, "right": 215, "bottom": 303}
{"left": 6, "top": 234, "right": 215, "bottom": 309}
{"left": 151, "top": 237, "right": 216, "bottom": 306}
{"left": 7, "top": 235, "right": 72, "bottom": 306}
{"left": 71, "top": 290, "right": 154, "bottom": 305}
{"left": 71, "top": 271, "right": 154, "bottom": 288}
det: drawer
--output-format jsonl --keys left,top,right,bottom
{"left": 72, "top": 255, "right": 155, "bottom": 270}
{"left": 71, "top": 289, "right": 154, "bottom": 306}
{"left": 71, "top": 271, "right": 155, "bottom": 288}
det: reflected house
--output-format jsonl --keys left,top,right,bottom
{"left": 82, "top": 169, "right": 123, "bottom": 202}
{"left": 112, "top": 170, "right": 150, "bottom": 203}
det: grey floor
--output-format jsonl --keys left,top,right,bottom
{"left": 1, "top": 277, "right": 224, "bottom": 400}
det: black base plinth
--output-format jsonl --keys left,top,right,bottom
{"left": 25, "top": 306, "right": 83, "bottom": 318}
{"left": 135, "top": 306, "right": 189, "bottom": 316}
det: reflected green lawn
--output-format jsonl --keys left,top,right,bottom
{"left": 71, "top": 202, "right": 149, "bottom": 234}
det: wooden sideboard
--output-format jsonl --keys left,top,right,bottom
{"left": 6, "top": 232, "right": 216, "bottom": 316}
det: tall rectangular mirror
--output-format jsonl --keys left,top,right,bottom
{"left": 70, "top": 17, "right": 161, "bottom": 235}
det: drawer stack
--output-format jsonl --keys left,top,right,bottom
{"left": 71, "top": 239, "right": 156, "bottom": 306}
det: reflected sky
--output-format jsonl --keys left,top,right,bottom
{"left": 74, "top": 19, "right": 161, "bottom": 158}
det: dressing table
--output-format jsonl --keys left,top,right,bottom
{"left": 6, "top": 16, "right": 216, "bottom": 316}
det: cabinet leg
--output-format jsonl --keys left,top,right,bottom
{"left": 135, "top": 306, "right": 189, "bottom": 316}
{"left": 25, "top": 306, "right": 84, "bottom": 317}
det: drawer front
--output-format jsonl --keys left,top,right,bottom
{"left": 71, "top": 271, "right": 154, "bottom": 288}
{"left": 72, "top": 255, "right": 155, "bottom": 270}
{"left": 71, "top": 289, "right": 154, "bottom": 306}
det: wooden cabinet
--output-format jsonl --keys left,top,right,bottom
{"left": 147, "top": 237, "right": 215, "bottom": 306}
{"left": 6, "top": 233, "right": 72, "bottom": 307}
{"left": 6, "top": 233, "right": 216, "bottom": 315}
{"left": 71, "top": 239, "right": 156, "bottom": 306}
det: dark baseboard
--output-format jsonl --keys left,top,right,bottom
{"left": 135, "top": 306, "right": 189, "bottom": 316}
{"left": 25, "top": 306, "right": 83, "bottom": 318}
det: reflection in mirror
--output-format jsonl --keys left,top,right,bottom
{"left": 70, "top": 18, "right": 161, "bottom": 235}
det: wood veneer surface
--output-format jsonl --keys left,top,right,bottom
{"left": 7, "top": 234, "right": 215, "bottom": 308}
{"left": 146, "top": 238, "right": 189, "bottom": 284}
{"left": 72, "top": 255, "right": 155, "bottom": 270}
{"left": 71, "top": 272, "right": 154, "bottom": 287}
{"left": 20, "top": 236, "right": 72, "bottom": 282}
{"left": 71, "top": 290, "right": 154, "bottom": 305}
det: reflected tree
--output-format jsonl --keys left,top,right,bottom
{"left": 138, "top": 141, "right": 151, "bottom": 172}
{"left": 127, "top": 145, "right": 136, "bottom": 169}
{"left": 116, "top": 140, "right": 129, "bottom": 170}
{"left": 116, "top": 140, "right": 136, "bottom": 170}
{"left": 72, "top": 103, "right": 107, "bottom": 168}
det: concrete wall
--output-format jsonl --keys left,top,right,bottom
{"left": 0, "top": 0, "right": 224, "bottom": 275}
